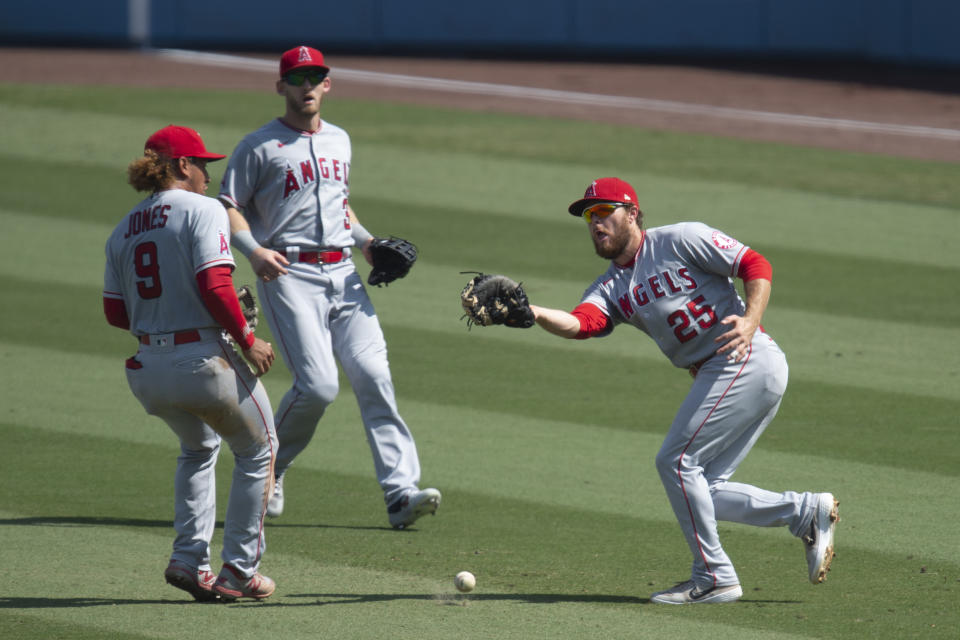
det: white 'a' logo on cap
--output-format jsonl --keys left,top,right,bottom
{"left": 586, "top": 181, "right": 598, "bottom": 197}
{"left": 298, "top": 46, "right": 312, "bottom": 63}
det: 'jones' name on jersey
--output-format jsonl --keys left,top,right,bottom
{"left": 123, "top": 204, "right": 170, "bottom": 239}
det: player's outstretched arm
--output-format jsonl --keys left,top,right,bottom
{"left": 225, "top": 206, "right": 290, "bottom": 282}
{"left": 530, "top": 304, "right": 581, "bottom": 339}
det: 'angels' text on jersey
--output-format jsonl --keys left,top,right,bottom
{"left": 616, "top": 267, "right": 700, "bottom": 316}
{"left": 282, "top": 157, "right": 350, "bottom": 199}
{"left": 219, "top": 118, "right": 355, "bottom": 250}
{"left": 580, "top": 222, "right": 749, "bottom": 369}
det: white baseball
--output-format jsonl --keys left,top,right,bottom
{"left": 454, "top": 571, "right": 476, "bottom": 593}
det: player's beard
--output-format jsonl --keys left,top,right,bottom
{"left": 591, "top": 217, "right": 633, "bottom": 260}
{"left": 288, "top": 93, "right": 320, "bottom": 118}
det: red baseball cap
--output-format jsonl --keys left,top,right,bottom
{"left": 568, "top": 177, "right": 639, "bottom": 216}
{"left": 280, "top": 45, "right": 330, "bottom": 77}
{"left": 145, "top": 125, "right": 226, "bottom": 160}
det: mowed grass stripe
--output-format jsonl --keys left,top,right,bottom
{"left": 355, "top": 149, "right": 960, "bottom": 275}
{"left": 2, "top": 251, "right": 956, "bottom": 404}
{"left": 0, "top": 520, "right": 819, "bottom": 640}
{"left": 2, "top": 426, "right": 956, "bottom": 639}
{"left": 350, "top": 148, "right": 960, "bottom": 270}
{"left": 0, "top": 157, "right": 132, "bottom": 226}
{"left": 4, "top": 83, "right": 959, "bottom": 215}
{"left": 339, "top": 98, "right": 960, "bottom": 211}
{"left": 2, "top": 196, "right": 954, "bottom": 400}
{"left": 3, "top": 146, "right": 957, "bottom": 274}
{"left": 2, "top": 265, "right": 957, "bottom": 413}
{"left": 347, "top": 196, "right": 960, "bottom": 328}
{"left": 2, "top": 205, "right": 955, "bottom": 396}
{"left": 4, "top": 195, "right": 958, "bottom": 333}
{"left": 0, "top": 614, "right": 151, "bottom": 640}
{"left": 2, "top": 96, "right": 959, "bottom": 271}
{"left": 376, "top": 287, "right": 956, "bottom": 401}
{"left": 0, "top": 100, "right": 263, "bottom": 171}
{"left": 4, "top": 332, "right": 958, "bottom": 566}
{"left": 6, "top": 308, "right": 957, "bottom": 484}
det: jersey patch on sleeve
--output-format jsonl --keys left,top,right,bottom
{"left": 711, "top": 230, "right": 740, "bottom": 250}
{"left": 219, "top": 230, "right": 230, "bottom": 254}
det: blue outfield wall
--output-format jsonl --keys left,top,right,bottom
{"left": 3, "top": 0, "right": 960, "bottom": 68}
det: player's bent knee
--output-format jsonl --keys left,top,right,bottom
{"left": 180, "top": 442, "right": 221, "bottom": 459}
{"left": 298, "top": 381, "right": 339, "bottom": 408}
{"left": 230, "top": 439, "right": 273, "bottom": 463}
{"left": 344, "top": 352, "right": 392, "bottom": 384}
{"left": 654, "top": 450, "right": 683, "bottom": 482}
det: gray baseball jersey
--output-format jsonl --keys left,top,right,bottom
{"left": 577, "top": 221, "right": 820, "bottom": 590}
{"left": 103, "top": 189, "right": 234, "bottom": 334}
{"left": 104, "top": 188, "right": 276, "bottom": 579}
{"left": 219, "top": 118, "right": 353, "bottom": 250}
{"left": 219, "top": 117, "right": 424, "bottom": 508}
{"left": 580, "top": 222, "right": 749, "bottom": 368}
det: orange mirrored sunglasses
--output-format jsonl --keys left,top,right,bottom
{"left": 582, "top": 202, "right": 629, "bottom": 224}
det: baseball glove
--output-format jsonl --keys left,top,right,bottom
{"left": 368, "top": 236, "right": 418, "bottom": 287}
{"left": 236, "top": 285, "right": 258, "bottom": 330}
{"left": 460, "top": 273, "right": 535, "bottom": 329}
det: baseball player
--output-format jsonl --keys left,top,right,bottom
{"left": 219, "top": 46, "right": 440, "bottom": 529}
{"left": 103, "top": 125, "right": 278, "bottom": 602}
{"left": 525, "top": 178, "right": 839, "bottom": 604}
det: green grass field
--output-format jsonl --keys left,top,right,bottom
{"left": 1, "top": 81, "right": 958, "bottom": 639}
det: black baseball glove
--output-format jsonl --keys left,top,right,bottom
{"left": 367, "top": 236, "right": 418, "bottom": 287}
{"left": 460, "top": 273, "right": 535, "bottom": 329}
{"left": 236, "top": 285, "right": 258, "bottom": 330}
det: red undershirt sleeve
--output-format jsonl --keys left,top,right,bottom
{"left": 571, "top": 302, "right": 613, "bottom": 339}
{"left": 737, "top": 248, "right": 772, "bottom": 282}
{"left": 196, "top": 265, "right": 255, "bottom": 350}
{"left": 103, "top": 297, "right": 130, "bottom": 330}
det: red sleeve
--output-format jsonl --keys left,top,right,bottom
{"left": 570, "top": 302, "right": 613, "bottom": 340}
{"left": 196, "top": 265, "right": 255, "bottom": 350}
{"left": 737, "top": 248, "right": 772, "bottom": 282}
{"left": 103, "top": 296, "right": 130, "bottom": 330}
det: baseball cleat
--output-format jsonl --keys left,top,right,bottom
{"left": 266, "top": 474, "right": 284, "bottom": 518}
{"left": 164, "top": 559, "right": 218, "bottom": 602}
{"left": 650, "top": 580, "right": 743, "bottom": 605}
{"left": 388, "top": 488, "right": 441, "bottom": 529}
{"left": 804, "top": 492, "right": 839, "bottom": 584}
{"left": 213, "top": 564, "right": 276, "bottom": 602}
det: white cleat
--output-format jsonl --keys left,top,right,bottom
{"left": 266, "top": 474, "right": 284, "bottom": 518}
{"left": 805, "top": 492, "right": 840, "bottom": 584}
{"left": 388, "top": 488, "right": 441, "bottom": 529}
{"left": 650, "top": 580, "right": 743, "bottom": 605}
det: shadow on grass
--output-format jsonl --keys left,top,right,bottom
{"left": 0, "top": 516, "right": 172, "bottom": 528}
{"left": 1, "top": 593, "right": 802, "bottom": 610}
{"left": 234, "top": 593, "right": 803, "bottom": 607}
{"left": 0, "top": 516, "right": 404, "bottom": 533}
{"left": 267, "top": 522, "right": 397, "bottom": 532}
{"left": 249, "top": 592, "right": 648, "bottom": 606}
{"left": 0, "top": 597, "right": 207, "bottom": 608}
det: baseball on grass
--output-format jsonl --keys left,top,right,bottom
{"left": 454, "top": 571, "right": 476, "bottom": 593}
